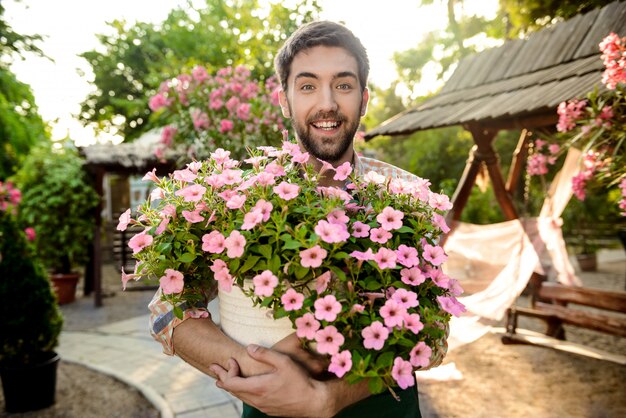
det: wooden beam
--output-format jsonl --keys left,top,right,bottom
{"left": 506, "top": 129, "right": 531, "bottom": 195}
{"left": 446, "top": 145, "right": 483, "bottom": 224}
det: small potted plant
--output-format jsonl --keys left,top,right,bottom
{"left": 15, "top": 144, "right": 99, "bottom": 303}
{"left": 0, "top": 181, "right": 64, "bottom": 412}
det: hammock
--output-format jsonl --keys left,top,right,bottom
{"left": 442, "top": 147, "right": 582, "bottom": 351}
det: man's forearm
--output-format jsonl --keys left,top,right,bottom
{"left": 320, "top": 378, "right": 371, "bottom": 417}
{"left": 172, "top": 317, "right": 271, "bottom": 378}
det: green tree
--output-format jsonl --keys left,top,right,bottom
{"left": 79, "top": 0, "right": 319, "bottom": 142}
{"left": 0, "top": 2, "right": 48, "bottom": 179}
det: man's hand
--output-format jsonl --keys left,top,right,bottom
{"left": 210, "top": 344, "right": 335, "bottom": 418}
{"left": 271, "top": 333, "right": 329, "bottom": 378}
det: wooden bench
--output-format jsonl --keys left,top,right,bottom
{"left": 501, "top": 281, "right": 626, "bottom": 362}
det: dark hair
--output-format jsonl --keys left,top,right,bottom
{"left": 274, "top": 21, "right": 369, "bottom": 92}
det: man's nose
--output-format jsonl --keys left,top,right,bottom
{"left": 318, "top": 87, "right": 338, "bottom": 113}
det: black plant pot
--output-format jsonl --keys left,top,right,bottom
{"left": 0, "top": 352, "right": 60, "bottom": 413}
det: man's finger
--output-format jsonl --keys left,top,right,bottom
{"left": 246, "top": 344, "right": 289, "bottom": 368}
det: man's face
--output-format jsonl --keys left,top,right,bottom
{"left": 279, "top": 46, "right": 369, "bottom": 164}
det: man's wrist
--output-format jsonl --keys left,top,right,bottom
{"left": 314, "top": 379, "right": 337, "bottom": 418}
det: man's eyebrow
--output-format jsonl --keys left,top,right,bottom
{"left": 293, "top": 71, "right": 358, "bottom": 82}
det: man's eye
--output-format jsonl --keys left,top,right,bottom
{"left": 337, "top": 83, "right": 352, "bottom": 90}
{"left": 300, "top": 84, "right": 315, "bottom": 91}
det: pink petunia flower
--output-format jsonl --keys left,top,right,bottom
{"left": 351, "top": 221, "right": 371, "bottom": 238}
{"left": 437, "top": 296, "right": 467, "bottom": 317}
{"left": 173, "top": 168, "right": 198, "bottom": 182}
{"left": 300, "top": 245, "right": 328, "bottom": 268}
{"left": 329, "top": 350, "right": 352, "bottom": 378}
{"left": 327, "top": 209, "right": 349, "bottom": 225}
{"left": 159, "top": 269, "right": 184, "bottom": 295}
{"left": 117, "top": 208, "right": 131, "bottom": 231}
{"left": 142, "top": 168, "right": 160, "bottom": 183}
{"left": 379, "top": 299, "right": 407, "bottom": 328}
{"left": 314, "top": 220, "right": 350, "bottom": 244}
{"left": 400, "top": 267, "right": 426, "bottom": 286}
{"left": 314, "top": 326, "right": 344, "bottom": 355}
{"left": 395, "top": 244, "right": 419, "bottom": 267}
{"left": 403, "top": 313, "right": 424, "bottom": 334}
{"left": 391, "top": 357, "right": 415, "bottom": 389}
{"left": 350, "top": 248, "right": 375, "bottom": 261}
{"left": 121, "top": 268, "right": 139, "bottom": 291}
{"left": 361, "top": 321, "right": 389, "bottom": 350}
{"left": 241, "top": 210, "right": 263, "bottom": 230}
{"left": 220, "top": 119, "right": 234, "bottom": 133}
{"left": 429, "top": 268, "right": 450, "bottom": 288}
{"left": 432, "top": 213, "right": 450, "bottom": 234}
{"left": 376, "top": 206, "right": 404, "bottom": 231}
{"left": 214, "top": 269, "right": 234, "bottom": 292}
{"left": 314, "top": 295, "right": 342, "bottom": 322}
{"left": 333, "top": 161, "right": 352, "bottom": 181}
{"left": 253, "top": 199, "right": 273, "bottom": 221}
{"left": 225, "top": 194, "right": 247, "bottom": 210}
{"left": 202, "top": 231, "right": 226, "bottom": 253}
{"left": 252, "top": 270, "right": 278, "bottom": 297}
{"left": 281, "top": 288, "right": 305, "bottom": 311}
{"left": 428, "top": 193, "right": 453, "bottom": 211}
{"left": 224, "top": 230, "right": 246, "bottom": 258}
{"left": 175, "top": 184, "right": 206, "bottom": 202}
{"left": 295, "top": 313, "right": 320, "bottom": 340}
{"left": 409, "top": 341, "right": 432, "bottom": 368}
{"left": 374, "top": 247, "right": 397, "bottom": 270}
{"left": 128, "top": 231, "right": 153, "bottom": 254}
{"left": 369, "top": 227, "right": 392, "bottom": 244}
{"left": 273, "top": 181, "right": 300, "bottom": 200}
{"left": 24, "top": 227, "right": 36, "bottom": 241}
{"left": 316, "top": 271, "right": 332, "bottom": 294}
{"left": 422, "top": 243, "right": 447, "bottom": 266}
{"left": 156, "top": 216, "right": 170, "bottom": 235}
{"left": 392, "top": 288, "right": 419, "bottom": 309}
{"left": 182, "top": 209, "right": 204, "bottom": 223}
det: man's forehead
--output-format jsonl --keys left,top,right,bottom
{"left": 289, "top": 46, "right": 359, "bottom": 81}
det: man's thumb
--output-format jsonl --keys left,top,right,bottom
{"left": 247, "top": 344, "right": 283, "bottom": 365}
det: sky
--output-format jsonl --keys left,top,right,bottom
{"left": 5, "top": 0, "right": 497, "bottom": 146}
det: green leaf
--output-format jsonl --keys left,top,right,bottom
{"left": 396, "top": 226, "right": 415, "bottom": 234}
{"left": 295, "top": 265, "right": 309, "bottom": 280}
{"left": 333, "top": 251, "right": 350, "bottom": 259}
{"left": 261, "top": 296, "right": 273, "bottom": 307}
{"left": 178, "top": 252, "right": 196, "bottom": 263}
{"left": 240, "top": 255, "right": 260, "bottom": 273}
{"left": 375, "top": 351, "right": 395, "bottom": 369}
{"left": 258, "top": 244, "right": 272, "bottom": 260}
{"left": 364, "top": 280, "right": 382, "bottom": 291}
{"left": 268, "top": 253, "right": 281, "bottom": 272}
{"left": 368, "top": 377, "right": 384, "bottom": 394}
{"left": 282, "top": 239, "right": 302, "bottom": 250}
{"left": 173, "top": 306, "right": 184, "bottom": 320}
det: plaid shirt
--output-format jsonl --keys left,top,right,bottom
{"left": 148, "top": 154, "right": 447, "bottom": 367}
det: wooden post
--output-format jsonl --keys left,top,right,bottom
{"left": 506, "top": 129, "right": 531, "bottom": 195}
{"left": 447, "top": 145, "right": 483, "bottom": 223}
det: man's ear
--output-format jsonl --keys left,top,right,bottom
{"left": 278, "top": 89, "right": 291, "bottom": 118}
{"left": 360, "top": 87, "right": 369, "bottom": 116}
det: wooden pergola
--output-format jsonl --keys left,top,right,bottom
{"left": 365, "top": 1, "right": 626, "bottom": 223}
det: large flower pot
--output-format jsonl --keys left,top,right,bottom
{"left": 50, "top": 272, "right": 80, "bottom": 304}
{"left": 576, "top": 253, "right": 597, "bottom": 272}
{"left": 0, "top": 352, "right": 60, "bottom": 413}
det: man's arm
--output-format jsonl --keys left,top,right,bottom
{"left": 210, "top": 344, "right": 372, "bottom": 418}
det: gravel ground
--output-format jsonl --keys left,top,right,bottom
{"left": 2, "top": 256, "right": 625, "bottom": 418}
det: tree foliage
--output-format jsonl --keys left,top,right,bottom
{"left": 79, "top": 0, "right": 320, "bottom": 142}
{"left": 0, "top": 2, "right": 48, "bottom": 179}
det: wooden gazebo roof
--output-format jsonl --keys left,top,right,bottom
{"left": 366, "top": 1, "right": 626, "bottom": 136}
{"left": 365, "top": 1, "right": 626, "bottom": 226}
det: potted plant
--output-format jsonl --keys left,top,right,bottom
{"left": 0, "top": 182, "right": 64, "bottom": 412}
{"left": 15, "top": 144, "right": 99, "bottom": 303}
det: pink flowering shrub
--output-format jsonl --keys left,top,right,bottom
{"left": 148, "top": 65, "right": 288, "bottom": 161}
{"left": 0, "top": 181, "right": 35, "bottom": 241}
{"left": 530, "top": 33, "right": 626, "bottom": 215}
{"left": 121, "top": 138, "right": 462, "bottom": 393}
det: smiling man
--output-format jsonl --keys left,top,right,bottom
{"left": 149, "top": 21, "right": 437, "bottom": 418}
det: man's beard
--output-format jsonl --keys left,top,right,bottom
{"left": 290, "top": 106, "right": 361, "bottom": 164}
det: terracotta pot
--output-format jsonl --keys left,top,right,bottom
{"left": 576, "top": 253, "right": 597, "bottom": 272}
{"left": 50, "top": 272, "right": 80, "bottom": 304}
{"left": 0, "top": 352, "right": 59, "bottom": 413}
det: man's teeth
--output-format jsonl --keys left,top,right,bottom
{"left": 313, "top": 121, "right": 339, "bottom": 130}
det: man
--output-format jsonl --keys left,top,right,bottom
{"left": 150, "top": 21, "right": 439, "bottom": 417}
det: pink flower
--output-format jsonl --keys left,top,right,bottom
{"left": 236, "top": 103, "right": 251, "bottom": 120}
{"left": 241, "top": 210, "right": 263, "bottom": 230}
{"left": 220, "top": 119, "right": 234, "bottom": 133}
{"left": 173, "top": 168, "right": 198, "bottom": 182}
{"left": 350, "top": 248, "right": 374, "bottom": 261}
{"left": 273, "top": 181, "right": 300, "bottom": 200}
{"left": 395, "top": 244, "right": 419, "bottom": 267}
{"left": 182, "top": 210, "right": 204, "bottom": 223}
{"left": 24, "top": 227, "right": 36, "bottom": 241}
{"left": 361, "top": 321, "right": 389, "bottom": 350}
{"left": 214, "top": 269, "right": 234, "bottom": 292}
{"left": 300, "top": 245, "right": 328, "bottom": 268}
{"left": 128, "top": 231, "right": 153, "bottom": 254}
{"left": 401, "top": 267, "right": 426, "bottom": 286}
{"left": 224, "top": 230, "right": 246, "bottom": 258}
{"left": 117, "top": 208, "right": 131, "bottom": 231}
{"left": 428, "top": 192, "right": 453, "bottom": 211}
{"left": 202, "top": 231, "right": 226, "bottom": 253}
{"left": 432, "top": 213, "right": 450, "bottom": 234}
{"left": 329, "top": 350, "right": 352, "bottom": 378}
{"left": 314, "top": 295, "right": 342, "bottom": 322}
{"left": 315, "top": 220, "right": 350, "bottom": 244}
{"left": 437, "top": 295, "right": 467, "bottom": 317}
{"left": 265, "top": 162, "right": 286, "bottom": 177}
{"left": 333, "top": 161, "right": 352, "bottom": 181}
{"left": 409, "top": 342, "right": 432, "bottom": 368}
{"left": 121, "top": 268, "right": 139, "bottom": 291}
{"left": 175, "top": 184, "right": 206, "bottom": 202}
{"left": 281, "top": 288, "right": 304, "bottom": 311}
{"left": 252, "top": 270, "right": 278, "bottom": 297}
{"left": 191, "top": 109, "right": 210, "bottom": 130}
{"left": 148, "top": 93, "right": 169, "bottom": 111}
{"left": 142, "top": 168, "right": 160, "bottom": 183}
{"left": 351, "top": 221, "right": 370, "bottom": 238}
{"left": 391, "top": 357, "right": 415, "bottom": 389}
{"left": 327, "top": 210, "right": 349, "bottom": 225}
{"left": 191, "top": 65, "right": 208, "bottom": 82}
{"left": 376, "top": 206, "right": 404, "bottom": 231}
{"left": 392, "top": 289, "right": 419, "bottom": 309}
{"left": 314, "top": 326, "right": 344, "bottom": 355}
{"left": 374, "top": 247, "right": 397, "bottom": 270}
{"left": 155, "top": 217, "right": 170, "bottom": 235}
{"left": 316, "top": 271, "right": 332, "bottom": 294}
{"left": 448, "top": 278, "right": 464, "bottom": 296}
{"left": 422, "top": 243, "right": 447, "bottom": 266}
{"left": 225, "top": 194, "right": 246, "bottom": 209}
{"left": 295, "top": 313, "right": 320, "bottom": 340}
{"left": 429, "top": 268, "right": 450, "bottom": 288}
{"left": 369, "top": 227, "right": 392, "bottom": 244}
{"left": 403, "top": 313, "right": 424, "bottom": 334}
{"left": 252, "top": 199, "right": 273, "bottom": 221}
{"left": 161, "top": 125, "right": 177, "bottom": 145}
{"left": 379, "top": 299, "right": 407, "bottom": 328}
{"left": 159, "top": 269, "right": 184, "bottom": 295}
